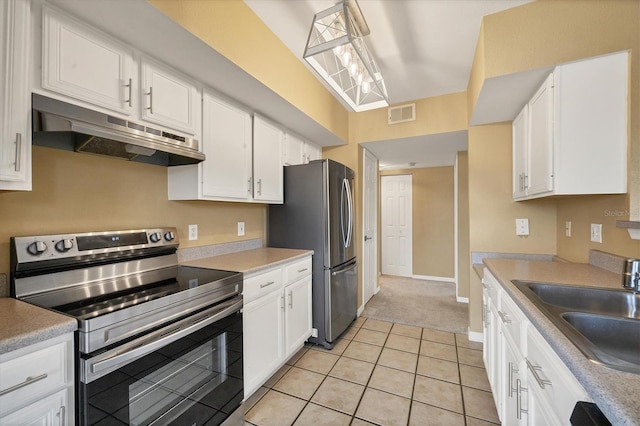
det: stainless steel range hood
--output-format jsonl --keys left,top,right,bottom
{"left": 32, "top": 94, "right": 205, "bottom": 166}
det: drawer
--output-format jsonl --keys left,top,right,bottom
{"left": 482, "top": 268, "right": 501, "bottom": 302}
{"left": 0, "top": 341, "right": 67, "bottom": 411}
{"left": 525, "top": 325, "right": 590, "bottom": 422}
{"left": 284, "top": 257, "right": 312, "bottom": 284}
{"left": 498, "top": 291, "right": 526, "bottom": 349}
{"left": 243, "top": 268, "right": 283, "bottom": 304}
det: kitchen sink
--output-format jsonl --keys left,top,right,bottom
{"left": 513, "top": 280, "right": 640, "bottom": 374}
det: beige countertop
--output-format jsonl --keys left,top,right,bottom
{"left": 482, "top": 258, "right": 638, "bottom": 426}
{"left": 0, "top": 298, "right": 77, "bottom": 356}
{"left": 182, "top": 247, "right": 313, "bottom": 276}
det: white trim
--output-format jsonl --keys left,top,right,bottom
{"left": 454, "top": 154, "right": 460, "bottom": 301}
{"left": 468, "top": 329, "right": 484, "bottom": 343}
{"left": 411, "top": 274, "right": 456, "bottom": 283}
{"left": 457, "top": 296, "right": 469, "bottom": 304}
{"left": 362, "top": 148, "right": 378, "bottom": 307}
{"left": 374, "top": 286, "right": 380, "bottom": 295}
{"left": 357, "top": 304, "right": 365, "bottom": 316}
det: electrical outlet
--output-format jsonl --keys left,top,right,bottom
{"left": 591, "top": 223, "right": 602, "bottom": 243}
{"left": 188, "top": 224, "right": 198, "bottom": 241}
{"left": 515, "top": 218, "right": 529, "bottom": 236}
{"left": 237, "top": 222, "right": 245, "bottom": 236}
{"left": 565, "top": 221, "right": 572, "bottom": 237}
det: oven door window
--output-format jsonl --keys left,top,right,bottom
{"left": 81, "top": 313, "right": 243, "bottom": 426}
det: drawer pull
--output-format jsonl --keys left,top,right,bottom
{"left": 288, "top": 291, "right": 293, "bottom": 309}
{"left": 516, "top": 378, "right": 528, "bottom": 420}
{"left": 526, "top": 359, "right": 552, "bottom": 389}
{"left": 58, "top": 404, "right": 66, "bottom": 426}
{"left": 260, "top": 281, "right": 275, "bottom": 288}
{"left": 498, "top": 310, "right": 512, "bottom": 324}
{"left": 297, "top": 268, "right": 308, "bottom": 273}
{"left": 508, "top": 362, "right": 518, "bottom": 397}
{"left": 0, "top": 373, "right": 48, "bottom": 396}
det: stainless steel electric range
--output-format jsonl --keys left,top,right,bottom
{"left": 10, "top": 228, "right": 244, "bottom": 426}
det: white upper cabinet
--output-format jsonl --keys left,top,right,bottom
{"left": 140, "top": 57, "right": 201, "bottom": 136}
{"left": 0, "top": 0, "right": 31, "bottom": 190}
{"left": 513, "top": 51, "right": 628, "bottom": 200}
{"left": 253, "top": 115, "right": 284, "bottom": 203}
{"left": 283, "top": 132, "right": 322, "bottom": 166}
{"left": 42, "top": 6, "right": 135, "bottom": 116}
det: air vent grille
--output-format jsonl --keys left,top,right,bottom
{"left": 388, "top": 103, "right": 416, "bottom": 124}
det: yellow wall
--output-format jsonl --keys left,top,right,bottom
{"left": 149, "top": 0, "right": 349, "bottom": 144}
{"left": 351, "top": 92, "right": 467, "bottom": 143}
{"left": 457, "top": 152, "right": 470, "bottom": 299}
{"left": 380, "top": 167, "right": 455, "bottom": 278}
{"left": 0, "top": 147, "right": 265, "bottom": 276}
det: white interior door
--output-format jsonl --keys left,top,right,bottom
{"left": 362, "top": 149, "right": 378, "bottom": 307}
{"left": 381, "top": 175, "right": 412, "bottom": 277}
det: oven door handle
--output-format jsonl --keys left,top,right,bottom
{"left": 88, "top": 298, "right": 242, "bottom": 377}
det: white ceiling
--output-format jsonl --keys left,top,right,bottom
{"left": 245, "top": 0, "right": 533, "bottom": 169}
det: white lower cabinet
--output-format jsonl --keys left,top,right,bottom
{"left": 243, "top": 255, "right": 312, "bottom": 398}
{"left": 0, "top": 333, "right": 74, "bottom": 425}
{"left": 482, "top": 269, "right": 590, "bottom": 425}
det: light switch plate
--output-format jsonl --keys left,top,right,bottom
{"left": 565, "top": 221, "right": 572, "bottom": 237}
{"left": 516, "top": 218, "right": 529, "bottom": 236}
{"left": 591, "top": 223, "right": 602, "bottom": 243}
{"left": 237, "top": 222, "right": 245, "bottom": 236}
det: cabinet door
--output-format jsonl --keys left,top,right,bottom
{"left": 253, "top": 115, "right": 284, "bottom": 203}
{"left": 42, "top": 6, "right": 135, "bottom": 115}
{"left": 284, "top": 276, "right": 312, "bottom": 357}
{"left": 140, "top": 57, "right": 200, "bottom": 136}
{"left": 501, "top": 335, "right": 527, "bottom": 425}
{"left": 0, "top": 0, "right": 31, "bottom": 190}
{"left": 243, "top": 290, "right": 284, "bottom": 398}
{"left": 527, "top": 74, "right": 554, "bottom": 196}
{"left": 304, "top": 142, "right": 322, "bottom": 163}
{"left": 0, "top": 388, "right": 68, "bottom": 426}
{"left": 201, "top": 92, "right": 253, "bottom": 200}
{"left": 283, "top": 133, "right": 304, "bottom": 166}
{"left": 512, "top": 105, "right": 528, "bottom": 199}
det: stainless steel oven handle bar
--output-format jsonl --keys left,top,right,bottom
{"left": 87, "top": 297, "right": 242, "bottom": 379}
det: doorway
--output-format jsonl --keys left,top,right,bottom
{"left": 362, "top": 149, "right": 378, "bottom": 307}
{"left": 381, "top": 174, "right": 412, "bottom": 277}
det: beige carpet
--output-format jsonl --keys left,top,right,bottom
{"left": 362, "top": 275, "right": 469, "bottom": 334}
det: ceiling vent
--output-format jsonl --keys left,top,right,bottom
{"left": 388, "top": 103, "right": 416, "bottom": 124}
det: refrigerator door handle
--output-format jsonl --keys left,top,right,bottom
{"left": 340, "top": 178, "right": 349, "bottom": 248}
{"left": 345, "top": 178, "right": 354, "bottom": 248}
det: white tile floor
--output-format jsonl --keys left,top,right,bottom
{"left": 243, "top": 317, "right": 499, "bottom": 426}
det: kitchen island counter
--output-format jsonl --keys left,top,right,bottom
{"left": 182, "top": 247, "right": 313, "bottom": 276}
{"left": 483, "top": 258, "right": 638, "bottom": 426}
{"left": 0, "top": 298, "right": 77, "bottom": 355}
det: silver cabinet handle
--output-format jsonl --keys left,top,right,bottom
{"left": 526, "top": 359, "right": 552, "bottom": 389}
{"left": 125, "top": 78, "right": 133, "bottom": 107}
{"left": 508, "top": 362, "right": 517, "bottom": 397}
{"left": 297, "top": 268, "right": 308, "bottom": 273}
{"left": 146, "top": 86, "right": 153, "bottom": 113}
{"left": 260, "top": 281, "right": 275, "bottom": 288}
{"left": 516, "top": 378, "right": 528, "bottom": 420}
{"left": 257, "top": 178, "right": 262, "bottom": 195}
{"left": 14, "top": 133, "right": 21, "bottom": 172}
{"left": 523, "top": 174, "right": 528, "bottom": 190}
{"left": 247, "top": 177, "right": 252, "bottom": 194}
{"left": 0, "top": 373, "right": 48, "bottom": 396}
{"left": 58, "top": 404, "right": 66, "bottom": 426}
{"left": 288, "top": 290, "right": 293, "bottom": 309}
{"left": 498, "top": 310, "right": 512, "bottom": 324}
{"left": 281, "top": 295, "right": 285, "bottom": 311}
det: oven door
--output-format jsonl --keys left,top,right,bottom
{"left": 79, "top": 298, "right": 243, "bottom": 426}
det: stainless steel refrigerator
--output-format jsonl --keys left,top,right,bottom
{"left": 269, "top": 159, "right": 357, "bottom": 349}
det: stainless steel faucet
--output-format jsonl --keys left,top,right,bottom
{"left": 622, "top": 259, "right": 640, "bottom": 292}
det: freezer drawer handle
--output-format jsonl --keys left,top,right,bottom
{"left": 0, "top": 373, "right": 48, "bottom": 396}
{"left": 332, "top": 265, "right": 355, "bottom": 276}
{"left": 260, "top": 281, "right": 276, "bottom": 288}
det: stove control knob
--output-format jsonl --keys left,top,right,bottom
{"left": 55, "top": 239, "right": 74, "bottom": 253}
{"left": 164, "top": 231, "right": 175, "bottom": 241}
{"left": 149, "top": 232, "right": 162, "bottom": 243}
{"left": 27, "top": 241, "right": 47, "bottom": 256}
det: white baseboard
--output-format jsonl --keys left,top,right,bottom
{"left": 456, "top": 296, "right": 469, "bottom": 303}
{"left": 467, "top": 328, "right": 484, "bottom": 343}
{"left": 357, "top": 305, "right": 364, "bottom": 316}
{"left": 374, "top": 286, "right": 381, "bottom": 295}
{"left": 412, "top": 275, "right": 456, "bottom": 283}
